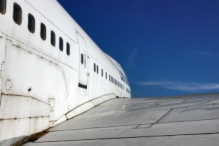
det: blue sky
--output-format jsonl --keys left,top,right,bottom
{"left": 58, "top": 0, "right": 219, "bottom": 97}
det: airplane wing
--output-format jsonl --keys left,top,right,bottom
{"left": 24, "top": 93, "right": 219, "bottom": 146}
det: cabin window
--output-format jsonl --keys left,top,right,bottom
{"left": 106, "top": 72, "right": 107, "bottom": 79}
{"left": 59, "top": 37, "right": 63, "bottom": 51}
{"left": 0, "top": 0, "right": 6, "bottom": 14}
{"left": 97, "top": 65, "right": 99, "bottom": 74}
{"left": 81, "top": 54, "right": 83, "bottom": 64}
{"left": 13, "top": 3, "right": 22, "bottom": 25}
{"left": 109, "top": 75, "right": 110, "bottom": 81}
{"left": 66, "top": 43, "right": 70, "bottom": 56}
{"left": 51, "top": 31, "right": 56, "bottom": 46}
{"left": 40, "top": 23, "right": 46, "bottom": 40}
{"left": 94, "top": 63, "right": 96, "bottom": 72}
{"left": 101, "top": 69, "right": 103, "bottom": 77}
{"left": 28, "top": 14, "right": 35, "bottom": 33}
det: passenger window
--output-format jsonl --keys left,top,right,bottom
{"left": 40, "top": 23, "right": 46, "bottom": 40}
{"left": 106, "top": 72, "right": 107, "bottom": 79}
{"left": 13, "top": 3, "right": 22, "bottom": 25}
{"left": 66, "top": 43, "right": 70, "bottom": 56}
{"left": 101, "top": 69, "right": 103, "bottom": 77}
{"left": 0, "top": 0, "right": 6, "bottom": 14}
{"left": 51, "top": 31, "right": 56, "bottom": 46}
{"left": 28, "top": 14, "right": 35, "bottom": 33}
{"left": 94, "top": 63, "right": 96, "bottom": 72}
{"left": 59, "top": 37, "right": 63, "bottom": 51}
{"left": 81, "top": 54, "right": 83, "bottom": 64}
{"left": 97, "top": 65, "right": 99, "bottom": 74}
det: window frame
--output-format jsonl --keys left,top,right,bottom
{"left": 28, "top": 13, "right": 35, "bottom": 33}
{"left": 66, "top": 42, "right": 70, "bottom": 56}
{"left": 81, "top": 54, "right": 84, "bottom": 64}
{"left": 50, "top": 30, "right": 56, "bottom": 47}
{"left": 0, "top": 0, "right": 6, "bottom": 14}
{"left": 59, "top": 37, "right": 63, "bottom": 51}
{"left": 94, "top": 63, "right": 96, "bottom": 72}
{"left": 40, "top": 23, "right": 47, "bottom": 41}
{"left": 13, "top": 3, "right": 22, "bottom": 25}
{"left": 97, "top": 65, "right": 99, "bottom": 74}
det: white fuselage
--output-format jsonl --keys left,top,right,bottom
{"left": 0, "top": 0, "right": 131, "bottom": 141}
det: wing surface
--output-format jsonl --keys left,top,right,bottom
{"left": 24, "top": 93, "right": 219, "bottom": 146}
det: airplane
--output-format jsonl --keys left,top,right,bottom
{"left": 0, "top": 0, "right": 131, "bottom": 144}
{"left": 1, "top": 0, "right": 219, "bottom": 146}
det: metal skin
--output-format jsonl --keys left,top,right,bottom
{"left": 0, "top": 0, "right": 131, "bottom": 143}
{"left": 25, "top": 93, "right": 219, "bottom": 146}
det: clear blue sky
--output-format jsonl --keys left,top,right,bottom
{"left": 58, "top": 0, "right": 219, "bottom": 97}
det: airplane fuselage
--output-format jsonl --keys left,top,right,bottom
{"left": 0, "top": 0, "right": 131, "bottom": 142}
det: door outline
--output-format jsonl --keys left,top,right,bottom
{"left": 76, "top": 32, "right": 90, "bottom": 92}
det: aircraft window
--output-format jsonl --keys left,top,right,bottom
{"left": 97, "top": 65, "right": 99, "bottom": 74}
{"left": 59, "top": 37, "right": 63, "bottom": 51}
{"left": 81, "top": 54, "right": 83, "bottom": 64}
{"left": 109, "top": 75, "right": 110, "bottom": 81}
{"left": 106, "top": 72, "right": 107, "bottom": 79}
{"left": 51, "top": 31, "right": 56, "bottom": 46}
{"left": 13, "top": 3, "right": 22, "bottom": 25}
{"left": 101, "top": 69, "right": 103, "bottom": 77}
{"left": 94, "top": 63, "right": 96, "bottom": 72}
{"left": 28, "top": 14, "right": 35, "bottom": 33}
{"left": 0, "top": 0, "right": 6, "bottom": 14}
{"left": 40, "top": 23, "right": 46, "bottom": 40}
{"left": 66, "top": 43, "right": 70, "bottom": 56}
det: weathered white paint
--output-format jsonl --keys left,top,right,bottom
{"left": 51, "top": 94, "right": 116, "bottom": 128}
{"left": 0, "top": 0, "right": 131, "bottom": 143}
{"left": 0, "top": 117, "right": 49, "bottom": 141}
{"left": 0, "top": 95, "right": 50, "bottom": 119}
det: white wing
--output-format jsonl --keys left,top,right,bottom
{"left": 24, "top": 93, "right": 219, "bottom": 146}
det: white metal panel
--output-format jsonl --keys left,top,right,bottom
{"left": 0, "top": 0, "right": 131, "bottom": 144}
{"left": 3, "top": 40, "right": 68, "bottom": 120}
{"left": 0, "top": 117, "right": 49, "bottom": 141}
{"left": 66, "top": 102, "right": 94, "bottom": 120}
{"left": 0, "top": 34, "right": 6, "bottom": 71}
{"left": 23, "top": 134, "right": 219, "bottom": 146}
{"left": 0, "top": 95, "right": 50, "bottom": 119}
{"left": 24, "top": 94, "right": 219, "bottom": 146}
{"left": 24, "top": 0, "right": 129, "bottom": 91}
{"left": 34, "top": 119, "right": 219, "bottom": 142}
{"left": 77, "top": 33, "right": 89, "bottom": 86}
